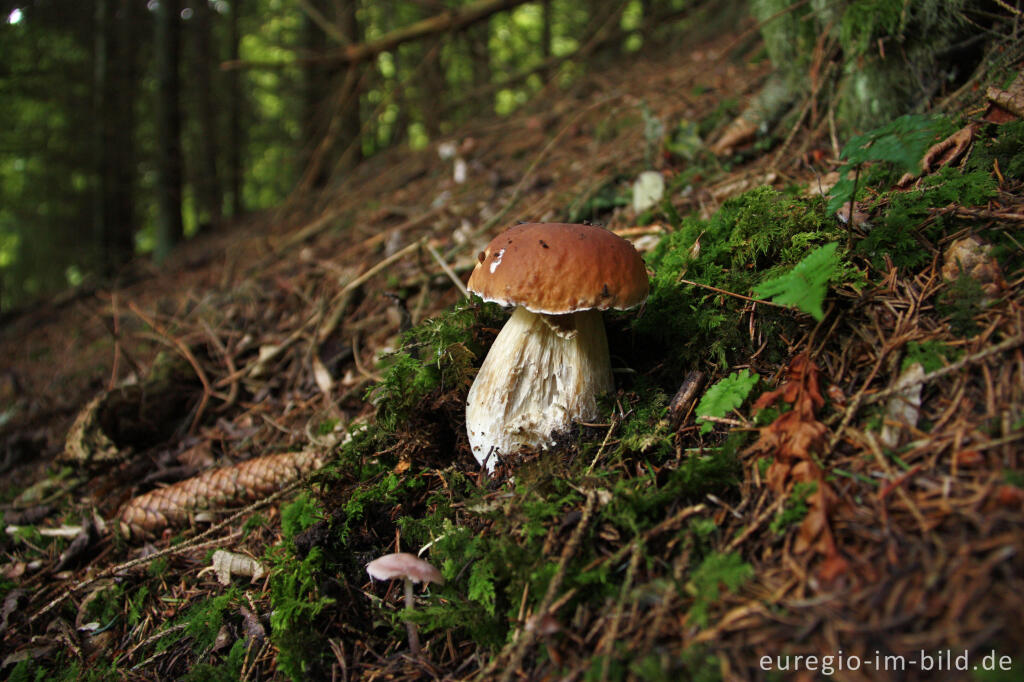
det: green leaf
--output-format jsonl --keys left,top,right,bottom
{"left": 826, "top": 114, "right": 946, "bottom": 213}
{"left": 467, "top": 560, "right": 497, "bottom": 616}
{"left": 696, "top": 370, "right": 759, "bottom": 434}
{"left": 752, "top": 242, "right": 839, "bottom": 321}
{"left": 840, "top": 114, "right": 942, "bottom": 171}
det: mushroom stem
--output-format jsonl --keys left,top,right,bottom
{"left": 403, "top": 577, "right": 422, "bottom": 655}
{"left": 466, "top": 306, "right": 612, "bottom": 470}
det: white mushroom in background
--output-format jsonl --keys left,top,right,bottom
{"left": 465, "top": 222, "right": 650, "bottom": 471}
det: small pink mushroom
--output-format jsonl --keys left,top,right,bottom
{"left": 366, "top": 552, "right": 444, "bottom": 655}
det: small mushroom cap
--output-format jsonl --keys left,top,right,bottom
{"left": 468, "top": 223, "right": 649, "bottom": 315}
{"left": 366, "top": 552, "right": 445, "bottom": 585}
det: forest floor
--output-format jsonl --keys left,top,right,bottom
{"left": 2, "top": 19, "right": 1024, "bottom": 682}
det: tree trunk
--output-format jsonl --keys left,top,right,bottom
{"left": 191, "top": 0, "right": 222, "bottom": 227}
{"left": 302, "top": 0, "right": 362, "bottom": 189}
{"left": 467, "top": 20, "right": 491, "bottom": 115}
{"left": 227, "top": 0, "right": 244, "bottom": 216}
{"left": 94, "top": 0, "right": 140, "bottom": 274}
{"left": 334, "top": 0, "right": 362, "bottom": 174}
{"left": 541, "top": 0, "right": 552, "bottom": 61}
{"left": 222, "top": 0, "right": 532, "bottom": 71}
{"left": 155, "top": 0, "right": 184, "bottom": 262}
{"left": 420, "top": 35, "right": 445, "bottom": 138}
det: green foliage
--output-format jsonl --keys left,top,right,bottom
{"left": 280, "top": 492, "right": 323, "bottom": 540}
{"left": 753, "top": 243, "right": 840, "bottom": 320}
{"left": 838, "top": 0, "right": 905, "bottom": 55}
{"left": 1003, "top": 470, "right": 1024, "bottom": 490}
{"left": 678, "top": 645, "right": 723, "bottom": 682}
{"left": 8, "top": 653, "right": 122, "bottom": 682}
{"left": 371, "top": 300, "right": 493, "bottom": 430}
{"left": 268, "top": 546, "right": 335, "bottom": 680}
{"left": 609, "top": 432, "right": 745, "bottom": 533}
{"left": 158, "top": 588, "right": 240, "bottom": 655}
{"left": 828, "top": 114, "right": 947, "bottom": 214}
{"left": 636, "top": 186, "right": 839, "bottom": 371}
{"left": 856, "top": 167, "right": 997, "bottom": 268}
{"left": 181, "top": 640, "right": 247, "bottom": 682}
{"left": 902, "top": 340, "right": 958, "bottom": 373}
{"left": 687, "top": 552, "right": 754, "bottom": 627}
{"left": 696, "top": 370, "right": 760, "bottom": 434}
{"left": 336, "top": 470, "right": 424, "bottom": 542}
{"left": 468, "top": 559, "right": 498, "bottom": 616}
{"left": 85, "top": 583, "right": 150, "bottom": 629}
{"left": 617, "top": 385, "right": 671, "bottom": 454}
{"left": 938, "top": 273, "right": 986, "bottom": 337}
{"left": 769, "top": 481, "right": 817, "bottom": 534}
{"left": 968, "top": 121, "right": 1024, "bottom": 181}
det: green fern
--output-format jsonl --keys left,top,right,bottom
{"left": 828, "top": 114, "right": 946, "bottom": 214}
{"left": 696, "top": 370, "right": 760, "bottom": 434}
{"left": 752, "top": 242, "right": 839, "bottom": 321}
{"left": 687, "top": 552, "right": 753, "bottom": 627}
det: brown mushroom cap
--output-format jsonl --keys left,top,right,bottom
{"left": 366, "top": 552, "right": 445, "bottom": 585}
{"left": 467, "top": 223, "right": 649, "bottom": 315}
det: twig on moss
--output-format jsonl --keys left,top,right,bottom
{"left": 598, "top": 541, "right": 642, "bottom": 682}
{"left": 493, "top": 491, "right": 598, "bottom": 682}
{"left": 585, "top": 418, "right": 618, "bottom": 475}
{"left": 677, "top": 277, "right": 790, "bottom": 309}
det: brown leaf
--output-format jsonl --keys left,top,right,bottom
{"left": 953, "top": 450, "right": 984, "bottom": 468}
{"left": 898, "top": 125, "right": 977, "bottom": 187}
{"left": 817, "top": 548, "right": 850, "bottom": 582}
{"left": 709, "top": 117, "right": 757, "bottom": 156}
{"left": 995, "top": 485, "right": 1024, "bottom": 509}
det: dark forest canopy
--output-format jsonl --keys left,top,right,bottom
{"left": 0, "top": 0, "right": 1004, "bottom": 310}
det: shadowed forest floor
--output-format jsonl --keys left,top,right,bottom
{"left": 2, "top": 22, "right": 1024, "bottom": 681}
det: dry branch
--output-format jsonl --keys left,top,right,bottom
{"left": 222, "top": 0, "right": 532, "bottom": 70}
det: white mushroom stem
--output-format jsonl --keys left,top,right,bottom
{"left": 466, "top": 306, "right": 612, "bottom": 471}
{"left": 402, "top": 578, "right": 421, "bottom": 656}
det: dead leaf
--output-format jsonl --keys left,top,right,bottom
{"left": 202, "top": 549, "right": 266, "bottom": 586}
{"left": 177, "top": 441, "right": 215, "bottom": 470}
{"left": 240, "top": 605, "right": 266, "bottom": 647}
{"left": 710, "top": 117, "right": 757, "bottom": 156}
{"left": 879, "top": 362, "right": 925, "bottom": 449}
{"left": 312, "top": 355, "right": 334, "bottom": 395}
{"left": 897, "top": 124, "right": 976, "bottom": 186}
{"left": 953, "top": 450, "right": 984, "bottom": 468}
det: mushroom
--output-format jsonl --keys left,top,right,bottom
{"left": 366, "top": 552, "right": 445, "bottom": 656}
{"left": 465, "top": 223, "right": 649, "bottom": 471}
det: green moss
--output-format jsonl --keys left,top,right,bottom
{"left": 370, "top": 299, "right": 500, "bottom": 431}
{"left": 280, "top": 492, "right": 323, "bottom": 540}
{"left": 902, "top": 340, "right": 959, "bottom": 373}
{"left": 267, "top": 546, "right": 334, "bottom": 680}
{"left": 857, "top": 166, "right": 997, "bottom": 269}
{"left": 181, "top": 640, "right": 247, "bottom": 682}
{"left": 769, "top": 481, "right": 817, "bottom": 534}
{"left": 937, "top": 272, "right": 986, "bottom": 337}
{"left": 635, "top": 186, "right": 839, "bottom": 372}
{"left": 686, "top": 551, "right": 754, "bottom": 627}
{"left": 967, "top": 121, "right": 1024, "bottom": 181}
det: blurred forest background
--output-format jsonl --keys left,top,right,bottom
{"left": 0, "top": 0, "right": 712, "bottom": 311}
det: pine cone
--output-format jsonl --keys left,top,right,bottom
{"left": 118, "top": 450, "right": 324, "bottom": 539}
